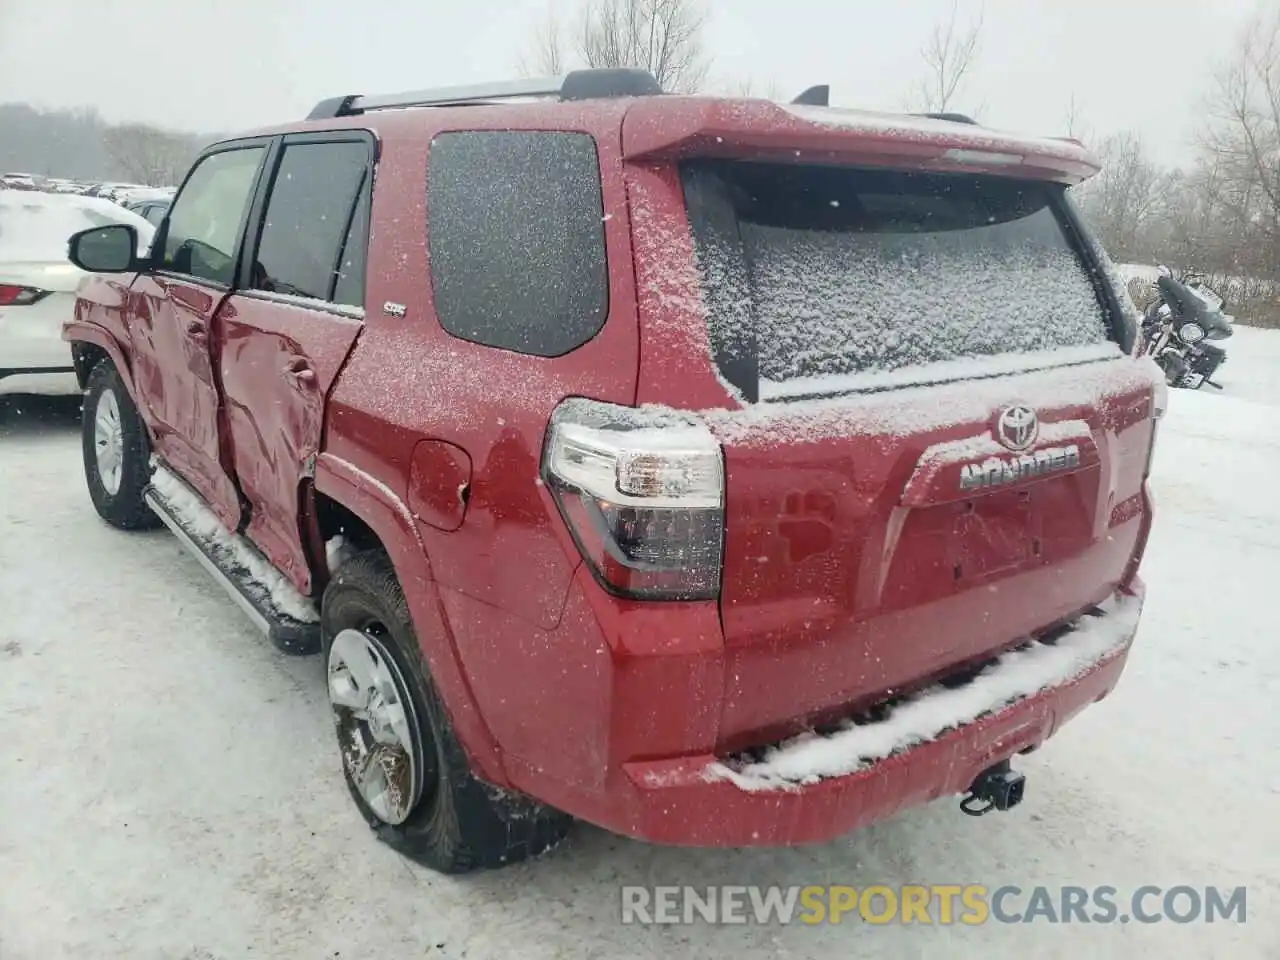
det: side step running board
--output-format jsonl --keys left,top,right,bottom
{"left": 144, "top": 475, "right": 321, "bottom": 655}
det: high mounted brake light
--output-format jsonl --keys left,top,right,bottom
{"left": 941, "top": 148, "right": 1023, "bottom": 166}
{"left": 0, "top": 284, "right": 50, "bottom": 306}
{"left": 544, "top": 401, "right": 724, "bottom": 600}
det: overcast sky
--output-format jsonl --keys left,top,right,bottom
{"left": 0, "top": 0, "right": 1261, "bottom": 166}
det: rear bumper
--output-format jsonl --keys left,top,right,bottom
{"left": 1, "top": 295, "right": 78, "bottom": 395}
{"left": 539, "top": 579, "right": 1144, "bottom": 847}
{"left": 1, "top": 294, "right": 75, "bottom": 369}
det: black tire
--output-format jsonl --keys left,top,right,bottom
{"left": 321, "top": 550, "right": 571, "bottom": 873}
{"left": 82, "top": 360, "right": 161, "bottom": 530}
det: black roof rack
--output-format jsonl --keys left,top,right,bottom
{"left": 790, "top": 85, "right": 830, "bottom": 107}
{"left": 306, "top": 68, "right": 662, "bottom": 120}
{"left": 919, "top": 111, "right": 978, "bottom": 125}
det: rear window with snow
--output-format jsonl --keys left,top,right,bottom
{"left": 681, "top": 162, "right": 1115, "bottom": 400}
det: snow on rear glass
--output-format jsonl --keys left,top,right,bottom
{"left": 683, "top": 162, "right": 1111, "bottom": 389}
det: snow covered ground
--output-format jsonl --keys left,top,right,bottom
{"left": 2, "top": 330, "right": 1279, "bottom": 958}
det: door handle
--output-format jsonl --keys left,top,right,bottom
{"left": 186, "top": 321, "right": 207, "bottom": 342}
{"left": 283, "top": 358, "right": 316, "bottom": 384}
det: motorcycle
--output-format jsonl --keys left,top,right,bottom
{"left": 1140, "top": 269, "right": 1233, "bottom": 389}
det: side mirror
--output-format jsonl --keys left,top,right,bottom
{"left": 67, "top": 224, "right": 143, "bottom": 273}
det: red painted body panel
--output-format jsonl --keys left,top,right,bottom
{"left": 323, "top": 107, "right": 640, "bottom": 634}
{"left": 127, "top": 274, "right": 241, "bottom": 529}
{"left": 608, "top": 588, "right": 1138, "bottom": 846}
{"left": 620, "top": 97, "right": 1101, "bottom": 184}
{"left": 437, "top": 565, "right": 727, "bottom": 792}
{"left": 707, "top": 412, "right": 1152, "bottom": 750}
{"left": 313, "top": 451, "right": 509, "bottom": 785}
{"left": 622, "top": 156, "right": 1157, "bottom": 753}
{"left": 68, "top": 277, "right": 145, "bottom": 408}
{"left": 217, "top": 294, "right": 363, "bottom": 593}
{"left": 64, "top": 94, "right": 1157, "bottom": 850}
{"left": 486, "top": 575, "right": 1141, "bottom": 845}
{"left": 407, "top": 440, "right": 472, "bottom": 532}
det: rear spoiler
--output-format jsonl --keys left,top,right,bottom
{"left": 621, "top": 99, "right": 1101, "bottom": 185}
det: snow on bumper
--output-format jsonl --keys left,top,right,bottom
{"left": 711, "top": 588, "right": 1143, "bottom": 791}
{"left": 615, "top": 582, "right": 1143, "bottom": 846}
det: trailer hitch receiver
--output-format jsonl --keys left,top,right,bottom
{"left": 960, "top": 760, "right": 1026, "bottom": 816}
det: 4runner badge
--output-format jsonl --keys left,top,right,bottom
{"left": 959, "top": 445, "right": 1081, "bottom": 492}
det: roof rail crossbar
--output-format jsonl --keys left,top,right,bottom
{"left": 307, "top": 95, "right": 362, "bottom": 121}
{"left": 791, "top": 84, "right": 830, "bottom": 107}
{"left": 307, "top": 68, "right": 662, "bottom": 119}
{"left": 919, "top": 111, "right": 978, "bottom": 125}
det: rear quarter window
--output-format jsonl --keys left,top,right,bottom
{"left": 427, "top": 131, "right": 608, "bottom": 357}
{"left": 682, "top": 162, "right": 1117, "bottom": 399}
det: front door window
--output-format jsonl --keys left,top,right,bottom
{"left": 161, "top": 148, "right": 265, "bottom": 285}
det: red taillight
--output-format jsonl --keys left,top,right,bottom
{"left": 0, "top": 284, "right": 49, "bottom": 306}
{"left": 544, "top": 400, "right": 724, "bottom": 600}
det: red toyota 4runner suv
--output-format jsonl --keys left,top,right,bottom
{"left": 63, "top": 69, "right": 1161, "bottom": 873}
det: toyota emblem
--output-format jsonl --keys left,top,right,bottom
{"left": 996, "top": 405, "right": 1039, "bottom": 451}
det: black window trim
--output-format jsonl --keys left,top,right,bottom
{"left": 1055, "top": 186, "right": 1138, "bottom": 356}
{"left": 327, "top": 166, "right": 369, "bottom": 301}
{"left": 150, "top": 135, "right": 276, "bottom": 291}
{"left": 235, "top": 128, "right": 378, "bottom": 319}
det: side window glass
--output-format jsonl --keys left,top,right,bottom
{"left": 251, "top": 141, "right": 369, "bottom": 304}
{"left": 145, "top": 205, "right": 167, "bottom": 226}
{"left": 162, "top": 147, "right": 265, "bottom": 285}
{"left": 427, "top": 131, "right": 608, "bottom": 356}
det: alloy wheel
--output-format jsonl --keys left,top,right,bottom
{"left": 327, "top": 627, "right": 428, "bottom": 825}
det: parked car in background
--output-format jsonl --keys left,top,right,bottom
{"left": 1, "top": 191, "right": 153, "bottom": 396}
{"left": 45, "top": 178, "right": 90, "bottom": 195}
{"left": 1, "top": 173, "right": 43, "bottom": 192}
{"left": 113, "top": 186, "right": 175, "bottom": 204}
{"left": 63, "top": 68, "right": 1159, "bottom": 874}
{"left": 122, "top": 192, "right": 173, "bottom": 227}
{"left": 82, "top": 182, "right": 148, "bottom": 203}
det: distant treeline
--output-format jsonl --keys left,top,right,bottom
{"left": 0, "top": 103, "right": 216, "bottom": 186}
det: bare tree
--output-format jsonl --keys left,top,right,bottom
{"left": 518, "top": 11, "right": 568, "bottom": 76}
{"left": 577, "top": 0, "right": 709, "bottom": 92}
{"left": 102, "top": 124, "right": 201, "bottom": 186}
{"left": 1060, "top": 4, "right": 1280, "bottom": 326}
{"left": 719, "top": 77, "right": 783, "bottom": 100}
{"left": 1164, "top": 156, "right": 1233, "bottom": 269}
{"left": 1064, "top": 94, "right": 1091, "bottom": 142}
{"left": 1200, "top": 6, "right": 1280, "bottom": 280}
{"left": 1072, "top": 131, "right": 1176, "bottom": 262}
{"left": 517, "top": 0, "right": 710, "bottom": 92}
{"left": 913, "top": 0, "right": 983, "bottom": 114}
